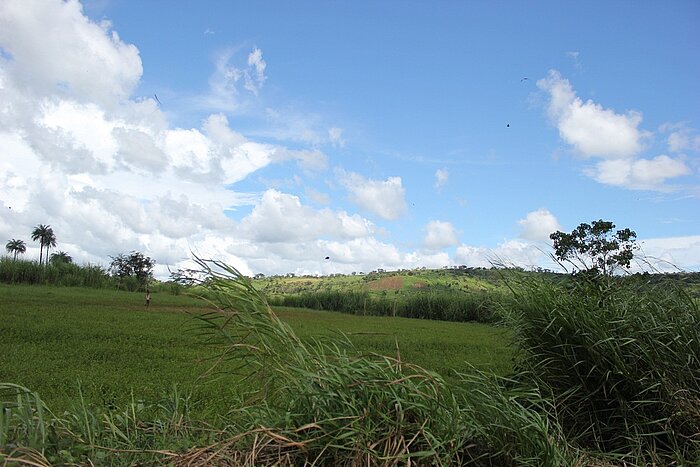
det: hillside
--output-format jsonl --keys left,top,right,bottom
{"left": 254, "top": 266, "right": 700, "bottom": 299}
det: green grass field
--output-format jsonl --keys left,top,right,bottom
{"left": 0, "top": 284, "right": 513, "bottom": 417}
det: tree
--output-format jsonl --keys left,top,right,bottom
{"left": 550, "top": 220, "right": 638, "bottom": 275}
{"left": 50, "top": 251, "right": 73, "bottom": 265}
{"left": 109, "top": 251, "right": 155, "bottom": 288}
{"left": 31, "top": 224, "right": 56, "bottom": 265}
{"left": 5, "top": 239, "right": 27, "bottom": 260}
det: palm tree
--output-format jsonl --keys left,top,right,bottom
{"left": 50, "top": 251, "right": 72, "bottom": 265}
{"left": 42, "top": 229, "right": 57, "bottom": 265}
{"left": 5, "top": 239, "right": 27, "bottom": 260}
{"left": 31, "top": 224, "right": 56, "bottom": 265}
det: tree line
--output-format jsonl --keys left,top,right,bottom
{"left": 5, "top": 224, "right": 71, "bottom": 266}
{"left": 4, "top": 224, "right": 155, "bottom": 290}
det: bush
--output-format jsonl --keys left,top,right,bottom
{"left": 502, "top": 273, "right": 700, "bottom": 462}
{"left": 273, "top": 289, "right": 499, "bottom": 324}
{"left": 0, "top": 257, "right": 110, "bottom": 288}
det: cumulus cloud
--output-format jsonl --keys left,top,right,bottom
{"left": 586, "top": 155, "right": 691, "bottom": 190}
{"left": 0, "top": 1, "right": 348, "bottom": 278}
{"left": 538, "top": 70, "right": 693, "bottom": 191}
{"left": 538, "top": 70, "right": 645, "bottom": 158}
{"left": 0, "top": 0, "right": 142, "bottom": 109}
{"left": 517, "top": 209, "right": 561, "bottom": 242}
{"left": 455, "top": 240, "right": 549, "bottom": 269}
{"left": 336, "top": 170, "right": 407, "bottom": 220}
{"left": 238, "top": 190, "right": 374, "bottom": 243}
{"left": 423, "top": 220, "right": 459, "bottom": 250}
{"left": 434, "top": 168, "right": 448, "bottom": 190}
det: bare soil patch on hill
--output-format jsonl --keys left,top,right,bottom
{"left": 365, "top": 276, "right": 403, "bottom": 291}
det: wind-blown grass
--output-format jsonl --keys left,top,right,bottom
{"left": 9, "top": 258, "right": 697, "bottom": 464}
{"left": 274, "top": 289, "right": 499, "bottom": 323}
{"left": 0, "top": 257, "right": 110, "bottom": 288}
{"left": 501, "top": 273, "right": 700, "bottom": 463}
{"left": 176, "top": 258, "right": 568, "bottom": 465}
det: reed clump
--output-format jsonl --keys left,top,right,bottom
{"left": 501, "top": 272, "right": 700, "bottom": 463}
{"left": 0, "top": 257, "right": 110, "bottom": 288}
{"left": 275, "top": 289, "right": 498, "bottom": 323}
{"left": 177, "top": 258, "right": 568, "bottom": 465}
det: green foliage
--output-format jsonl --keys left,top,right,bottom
{"left": 550, "top": 219, "right": 638, "bottom": 275}
{"left": 502, "top": 273, "right": 700, "bottom": 463}
{"left": 49, "top": 251, "right": 72, "bottom": 265}
{"left": 0, "top": 283, "right": 512, "bottom": 415}
{"left": 109, "top": 251, "right": 155, "bottom": 290}
{"left": 175, "top": 258, "right": 567, "bottom": 465}
{"left": 0, "top": 257, "right": 110, "bottom": 287}
{"left": 273, "top": 289, "right": 499, "bottom": 323}
{"left": 30, "top": 224, "right": 56, "bottom": 266}
{"left": 4, "top": 239, "right": 26, "bottom": 260}
{"left": 0, "top": 383, "right": 211, "bottom": 466}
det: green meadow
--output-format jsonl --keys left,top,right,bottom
{"left": 1, "top": 264, "right": 698, "bottom": 465}
{"left": 0, "top": 284, "right": 512, "bottom": 416}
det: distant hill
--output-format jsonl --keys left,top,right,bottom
{"left": 254, "top": 267, "right": 700, "bottom": 299}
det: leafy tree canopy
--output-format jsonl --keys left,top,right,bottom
{"left": 5, "top": 239, "right": 27, "bottom": 260}
{"left": 109, "top": 251, "right": 155, "bottom": 285}
{"left": 550, "top": 220, "right": 638, "bottom": 275}
{"left": 50, "top": 251, "right": 73, "bottom": 265}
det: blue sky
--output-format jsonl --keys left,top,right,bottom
{"left": 1, "top": 0, "right": 698, "bottom": 277}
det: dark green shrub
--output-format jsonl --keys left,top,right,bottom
{"left": 503, "top": 274, "right": 700, "bottom": 462}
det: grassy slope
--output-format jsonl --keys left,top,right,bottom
{"left": 254, "top": 267, "right": 511, "bottom": 298}
{"left": 0, "top": 284, "right": 512, "bottom": 416}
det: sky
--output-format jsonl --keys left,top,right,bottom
{"left": 0, "top": 0, "right": 699, "bottom": 279}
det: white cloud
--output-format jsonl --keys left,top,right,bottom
{"left": 587, "top": 155, "right": 691, "bottom": 190}
{"left": 244, "top": 47, "right": 266, "bottom": 96}
{"left": 0, "top": 0, "right": 142, "bottom": 108}
{"left": 517, "top": 209, "right": 561, "bottom": 242}
{"left": 0, "top": 1, "right": 345, "bottom": 279}
{"left": 637, "top": 235, "right": 700, "bottom": 272}
{"left": 538, "top": 70, "right": 695, "bottom": 191}
{"left": 434, "top": 168, "right": 448, "bottom": 190}
{"left": 238, "top": 190, "right": 374, "bottom": 243}
{"left": 538, "top": 70, "right": 645, "bottom": 158}
{"left": 455, "top": 239, "right": 549, "bottom": 269}
{"left": 423, "top": 220, "right": 459, "bottom": 250}
{"left": 202, "top": 47, "right": 267, "bottom": 110}
{"left": 666, "top": 128, "right": 700, "bottom": 154}
{"left": 336, "top": 170, "right": 407, "bottom": 220}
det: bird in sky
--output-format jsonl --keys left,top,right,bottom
{"left": 520, "top": 77, "right": 528, "bottom": 81}
{"left": 154, "top": 94, "right": 162, "bottom": 106}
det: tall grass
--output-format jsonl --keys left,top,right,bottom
{"left": 7, "top": 258, "right": 696, "bottom": 464}
{"left": 177, "top": 258, "right": 568, "bottom": 465}
{"left": 2, "top": 258, "right": 567, "bottom": 465}
{"left": 0, "top": 257, "right": 110, "bottom": 288}
{"left": 274, "top": 289, "right": 498, "bottom": 323}
{"left": 502, "top": 273, "right": 700, "bottom": 463}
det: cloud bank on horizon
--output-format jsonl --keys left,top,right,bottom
{"left": 0, "top": 0, "right": 698, "bottom": 278}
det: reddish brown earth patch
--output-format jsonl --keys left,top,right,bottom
{"left": 365, "top": 276, "right": 403, "bottom": 291}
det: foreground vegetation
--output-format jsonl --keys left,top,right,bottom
{"left": 2, "top": 258, "right": 698, "bottom": 465}
{"left": 0, "top": 284, "right": 510, "bottom": 415}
